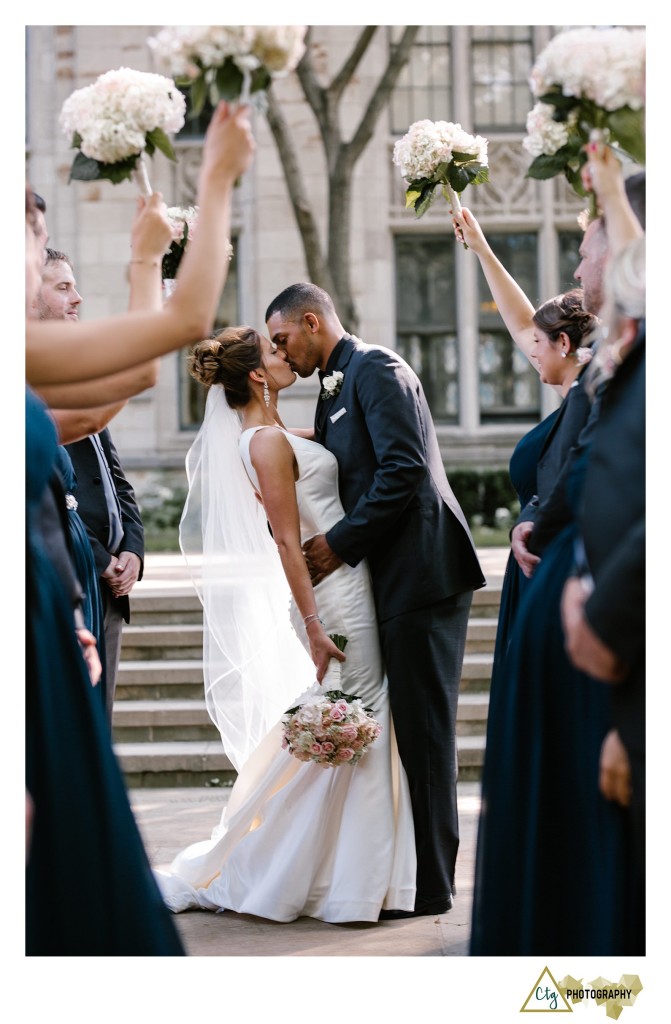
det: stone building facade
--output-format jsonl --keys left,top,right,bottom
{"left": 26, "top": 24, "right": 589, "bottom": 504}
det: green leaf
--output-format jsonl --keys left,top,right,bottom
{"left": 607, "top": 106, "right": 646, "bottom": 165}
{"left": 100, "top": 155, "right": 142, "bottom": 185}
{"left": 69, "top": 151, "right": 103, "bottom": 182}
{"left": 525, "top": 145, "right": 577, "bottom": 180}
{"left": 214, "top": 57, "right": 244, "bottom": 101}
{"left": 69, "top": 152, "right": 141, "bottom": 186}
{"left": 537, "top": 89, "right": 578, "bottom": 120}
{"left": 471, "top": 165, "right": 490, "bottom": 185}
{"left": 328, "top": 634, "right": 349, "bottom": 652}
{"left": 414, "top": 181, "right": 438, "bottom": 218}
{"left": 144, "top": 137, "right": 155, "bottom": 157}
{"left": 430, "top": 160, "right": 450, "bottom": 184}
{"left": 190, "top": 74, "right": 208, "bottom": 117}
{"left": 447, "top": 162, "right": 470, "bottom": 192}
{"left": 72, "top": 131, "right": 83, "bottom": 149}
{"left": 146, "top": 126, "right": 176, "bottom": 162}
{"left": 451, "top": 150, "right": 481, "bottom": 165}
{"left": 251, "top": 65, "right": 272, "bottom": 94}
{"left": 405, "top": 188, "right": 421, "bottom": 209}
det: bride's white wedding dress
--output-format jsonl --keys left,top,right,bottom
{"left": 155, "top": 427, "right": 416, "bottom": 922}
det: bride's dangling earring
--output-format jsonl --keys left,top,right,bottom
{"left": 263, "top": 380, "right": 270, "bottom": 408}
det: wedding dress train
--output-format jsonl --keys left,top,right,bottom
{"left": 155, "top": 427, "right": 416, "bottom": 922}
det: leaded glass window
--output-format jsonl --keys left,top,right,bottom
{"left": 477, "top": 232, "right": 540, "bottom": 422}
{"left": 395, "top": 235, "right": 458, "bottom": 423}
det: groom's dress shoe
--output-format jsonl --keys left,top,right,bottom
{"left": 378, "top": 895, "right": 453, "bottom": 920}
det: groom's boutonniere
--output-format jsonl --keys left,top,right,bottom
{"left": 320, "top": 370, "right": 344, "bottom": 401}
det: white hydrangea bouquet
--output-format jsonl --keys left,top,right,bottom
{"left": 524, "top": 27, "right": 645, "bottom": 212}
{"left": 393, "top": 119, "right": 489, "bottom": 239}
{"left": 148, "top": 25, "right": 307, "bottom": 115}
{"left": 281, "top": 634, "right": 383, "bottom": 768}
{"left": 60, "top": 67, "right": 186, "bottom": 196}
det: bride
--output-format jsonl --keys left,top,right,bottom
{"left": 155, "top": 326, "right": 416, "bottom": 923}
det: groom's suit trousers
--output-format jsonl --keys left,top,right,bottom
{"left": 379, "top": 590, "right": 472, "bottom": 901}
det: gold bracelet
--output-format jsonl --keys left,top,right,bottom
{"left": 129, "top": 257, "right": 161, "bottom": 267}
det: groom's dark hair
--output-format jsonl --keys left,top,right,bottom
{"left": 265, "top": 283, "right": 337, "bottom": 324}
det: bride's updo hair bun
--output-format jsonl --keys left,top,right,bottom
{"left": 188, "top": 326, "right": 263, "bottom": 408}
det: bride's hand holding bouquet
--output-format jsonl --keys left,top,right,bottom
{"left": 304, "top": 616, "right": 346, "bottom": 685}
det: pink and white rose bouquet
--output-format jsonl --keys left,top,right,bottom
{"left": 393, "top": 119, "right": 489, "bottom": 223}
{"left": 60, "top": 67, "right": 186, "bottom": 193}
{"left": 282, "top": 689, "right": 382, "bottom": 768}
{"left": 524, "top": 27, "right": 645, "bottom": 208}
{"left": 148, "top": 25, "right": 307, "bottom": 114}
{"left": 282, "top": 634, "right": 382, "bottom": 768}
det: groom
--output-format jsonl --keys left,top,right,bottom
{"left": 267, "top": 283, "right": 485, "bottom": 917}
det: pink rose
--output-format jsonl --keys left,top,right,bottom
{"left": 311, "top": 743, "right": 323, "bottom": 754}
{"left": 329, "top": 707, "right": 346, "bottom": 721}
{"left": 335, "top": 747, "right": 355, "bottom": 761}
{"left": 322, "top": 741, "right": 335, "bottom": 753}
{"left": 340, "top": 724, "right": 358, "bottom": 741}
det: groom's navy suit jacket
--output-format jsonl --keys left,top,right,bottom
{"left": 315, "top": 335, "right": 485, "bottom": 623}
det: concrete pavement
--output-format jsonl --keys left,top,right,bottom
{"left": 130, "top": 781, "right": 482, "bottom": 956}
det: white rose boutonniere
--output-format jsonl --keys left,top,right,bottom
{"left": 320, "top": 370, "right": 344, "bottom": 401}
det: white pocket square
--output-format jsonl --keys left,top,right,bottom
{"left": 330, "top": 407, "right": 347, "bottom": 424}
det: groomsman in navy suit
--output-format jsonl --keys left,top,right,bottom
{"left": 267, "top": 283, "right": 485, "bottom": 918}
{"left": 37, "top": 250, "right": 145, "bottom": 719}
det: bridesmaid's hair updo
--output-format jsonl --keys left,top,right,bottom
{"left": 532, "top": 289, "right": 598, "bottom": 350}
{"left": 188, "top": 326, "right": 263, "bottom": 408}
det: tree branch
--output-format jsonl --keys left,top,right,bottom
{"left": 265, "top": 87, "right": 336, "bottom": 295}
{"left": 329, "top": 26, "right": 378, "bottom": 102}
{"left": 343, "top": 26, "right": 420, "bottom": 170}
{"left": 296, "top": 28, "right": 326, "bottom": 125}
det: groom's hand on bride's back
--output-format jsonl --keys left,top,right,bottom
{"left": 303, "top": 534, "right": 342, "bottom": 586}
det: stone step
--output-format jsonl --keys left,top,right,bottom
{"left": 112, "top": 692, "right": 490, "bottom": 743}
{"left": 120, "top": 624, "right": 204, "bottom": 661}
{"left": 114, "top": 740, "right": 236, "bottom": 789}
{"left": 115, "top": 653, "right": 495, "bottom": 701}
{"left": 129, "top": 588, "right": 203, "bottom": 625}
{"left": 115, "top": 733, "right": 487, "bottom": 789}
{"left": 129, "top": 579, "right": 504, "bottom": 625}
{"left": 119, "top": 618, "right": 499, "bottom": 660}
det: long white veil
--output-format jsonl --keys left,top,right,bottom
{"left": 179, "top": 386, "right": 315, "bottom": 772}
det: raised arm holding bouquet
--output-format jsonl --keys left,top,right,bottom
{"left": 27, "top": 101, "right": 255, "bottom": 390}
{"left": 148, "top": 25, "right": 307, "bottom": 111}
{"left": 392, "top": 119, "right": 489, "bottom": 243}
{"left": 60, "top": 67, "right": 186, "bottom": 197}
{"left": 523, "top": 26, "right": 645, "bottom": 216}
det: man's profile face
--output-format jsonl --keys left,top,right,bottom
{"left": 266, "top": 311, "right": 321, "bottom": 378}
{"left": 37, "top": 260, "right": 83, "bottom": 321}
{"left": 574, "top": 219, "right": 608, "bottom": 315}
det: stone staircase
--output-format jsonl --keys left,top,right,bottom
{"left": 113, "top": 552, "right": 506, "bottom": 787}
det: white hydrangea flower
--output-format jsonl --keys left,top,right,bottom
{"left": 60, "top": 67, "right": 185, "bottom": 164}
{"left": 251, "top": 26, "right": 307, "bottom": 75}
{"left": 522, "top": 102, "right": 570, "bottom": 158}
{"left": 393, "top": 119, "right": 488, "bottom": 181}
{"left": 530, "top": 27, "right": 645, "bottom": 113}
{"left": 148, "top": 25, "right": 306, "bottom": 80}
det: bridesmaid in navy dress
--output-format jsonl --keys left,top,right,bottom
{"left": 453, "top": 208, "right": 632, "bottom": 954}
{"left": 26, "top": 388, "right": 185, "bottom": 955}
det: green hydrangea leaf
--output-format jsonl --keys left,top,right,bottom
{"left": 146, "top": 126, "right": 176, "bottom": 162}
